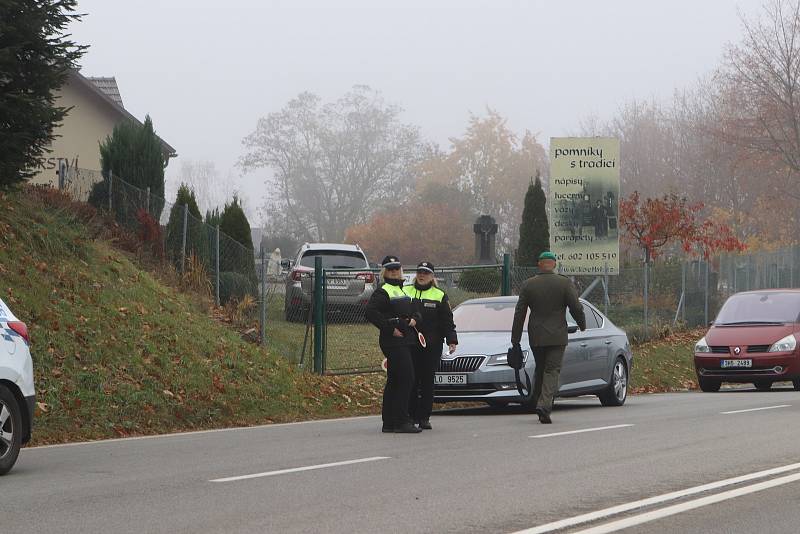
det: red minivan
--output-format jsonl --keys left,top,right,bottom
{"left": 694, "top": 289, "right": 800, "bottom": 392}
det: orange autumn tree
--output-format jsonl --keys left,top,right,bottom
{"left": 619, "top": 191, "right": 746, "bottom": 263}
{"left": 345, "top": 202, "right": 473, "bottom": 266}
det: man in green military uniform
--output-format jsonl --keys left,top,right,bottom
{"left": 511, "top": 251, "right": 586, "bottom": 424}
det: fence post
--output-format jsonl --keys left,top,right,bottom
{"left": 107, "top": 171, "right": 113, "bottom": 212}
{"left": 792, "top": 245, "right": 796, "bottom": 288}
{"left": 313, "top": 256, "right": 324, "bottom": 375}
{"left": 681, "top": 261, "right": 686, "bottom": 324}
{"left": 603, "top": 261, "right": 609, "bottom": 316}
{"left": 145, "top": 187, "right": 150, "bottom": 215}
{"left": 58, "top": 160, "right": 66, "bottom": 190}
{"left": 643, "top": 260, "right": 649, "bottom": 340}
{"left": 180, "top": 204, "right": 188, "bottom": 274}
{"left": 501, "top": 253, "right": 511, "bottom": 296}
{"left": 704, "top": 257, "right": 710, "bottom": 326}
{"left": 215, "top": 225, "right": 220, "bottom": 306}
{"left": 260, "top": 245, "right": 267, "bottom": 346}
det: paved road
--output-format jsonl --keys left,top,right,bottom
{"left": 5, "top": 387, "right": 800, "bottom": 533}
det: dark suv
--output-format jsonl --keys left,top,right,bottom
{"left": 283, "top": 243, "right": 375, "bottom": 322}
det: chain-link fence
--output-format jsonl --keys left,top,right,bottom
{"left": 60, "top": 169, "right": 264, "bottom": 339}
{"left": 56, "top": 170, "right": 800, "bottom": 373}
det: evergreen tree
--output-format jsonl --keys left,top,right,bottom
{"left": 516, "top": 172, "right": 550, "bottom": 267}
{"left": 205, "top": 207, "right": 221, "bottom": 228}
{"left": 219, "top": 196, "right": 256, "bottom": 281}
{"left": 0, "top": 1, "right": 86, "bottom": 187}
{"left": 96, "top": 116, "right": 168, "bottom": 219}
{"left": 165, "top": 184, "right": 209, "bottom": 270}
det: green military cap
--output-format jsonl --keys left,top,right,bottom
{"left": 538, "top": 251, "right": 557, "bottom": 261}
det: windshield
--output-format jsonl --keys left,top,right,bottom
{"left": 453, "top": 301, "right": 581, "bottom": 332}
{"left": 299, "top": 250, "right": 368, "bottom": 269}
{"left": 715, "top": 292, "right": 800, "bottom": 325}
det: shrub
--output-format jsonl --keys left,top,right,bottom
{"left": 458, "top": 268, "right": 500, "bottom": 293}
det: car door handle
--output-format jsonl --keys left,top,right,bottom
{"left": 604, "top": 340, "right": 612, "bottom": 344}
{"left": 580, "top": 343, "right": 588, "bottom": 347}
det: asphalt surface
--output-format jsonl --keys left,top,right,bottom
{"left": 5, "top": 386, "right": 800, "bottom": 533}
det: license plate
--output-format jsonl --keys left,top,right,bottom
{"left": 434, "top": 373, "right": 467, "bottom": 385}
{"left": 721, "top": 359, "right": 752, "bottom": 368}
{"left": 326, "top": 279, "right": 348, "bottom": 287}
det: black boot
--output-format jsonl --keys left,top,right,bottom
{"left": 394, "top": 422, "right": 422, "bottom": 433}
{"left": 381, "top": 425, "right": 394, "bottom": 433}
{"left": 418, "top": 419, "right": 432, "bottom": 430}
{"left": 536, "top": 408, "right": 552, "bottom": 424}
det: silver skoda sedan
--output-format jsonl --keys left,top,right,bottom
{"left": 433, "top": 296, "right": 633, "bottom": 408}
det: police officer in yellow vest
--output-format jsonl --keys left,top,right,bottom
{"left": 403, "top": 261, "right": 458, "bottom": 430}
{"left": 365, "top": 256, "right": 423, "bottom": 434}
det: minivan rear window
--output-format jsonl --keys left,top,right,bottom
{"left": 715, "top": 292, "right": 800, "bottom": 324}
{"left": 299, "top": 250, "right": 368, "bottom": 269}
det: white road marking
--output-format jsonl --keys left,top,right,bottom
{"left": 209, "top": 456, "right": 390, "bottom": 483}
{"left": 721, "top": 404, "right": 791, "bottom": 415}
{"left": 572, "top": 470, "right": 800, "bottom": 533}
{"left": 529, "top": 424, "right": 634, "bottom": 439}
{"left": 510, "top": 460, "right": 800, "bottom": 534}
{"left": 27, "top": 415, "right": 381, "bottom": 450}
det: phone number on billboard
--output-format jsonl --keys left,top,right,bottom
{"left": 563, "top": 252, "right": 618, "bottom": 261}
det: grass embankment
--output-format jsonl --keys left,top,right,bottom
{"left": 629, "top": 329, "right": 703, "bottom": 393}
{"left": 0, "top": 188, "right": 385, "bottom": 445}
{"left": 0, "top": 187, "right": 704, "bottom": 445}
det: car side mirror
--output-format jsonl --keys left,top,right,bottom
{"left": 280, "top": 259, "right": 292, "bottom": 270}
{"left": 567, "top": 324, "right": 579, "bottom": 334}
{"left": 708, "top": 321, "right": 714, "bottom": 326}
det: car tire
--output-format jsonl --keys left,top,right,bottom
{"left": 698, "top": 377, "right": 721, "bottom": 392}
{"left": 793, "top": 378, "right": 800, "bottom": 391}
{"left": 599, "top": 357, "right": 628, "bottom": 406}
{"left": 754, "top": 379, "right": 773, "bottom": 391}
{"left": 0, "top": 385, "right": 23, "bottom": 476}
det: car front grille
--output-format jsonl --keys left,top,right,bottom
{"left": 709, "top": 345, "right": 771, "bottom": 354}
{"left": 434, "top": 384, "right": 498, "bottom": 396}
{"left": 438, "top": 356, "right": 485, "bottom": 372}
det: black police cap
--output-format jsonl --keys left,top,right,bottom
{"left": 416, "top": 261, "right": 434, "bottom": 273}
{"left": 381, "top": 256, "right": 401, "bottom": 268}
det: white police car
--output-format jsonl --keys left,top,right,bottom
{"left": 0, "top": 298, "right": 34, "bottom": 475}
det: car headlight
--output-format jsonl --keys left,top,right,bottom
{"left": 769, "top": 334, "right": 797, "bottom": 352}
{"left": 486, "top": 350, "right": 528, "bottom": 366}
{"left": 695, "top": 337, "right": 711, "bottom": 353}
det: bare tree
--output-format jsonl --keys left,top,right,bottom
{"left": 240, "top": 86, "right": 425, "bottom": 242}
{"left": 720, "top": 0, "right": 800, "bottom": 181}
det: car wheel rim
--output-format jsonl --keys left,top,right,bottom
{"left": 613, "top": 361, "right": 627, "bottom": 401}
{"left": 0, "top": 402, "right": 13, "bottom": 459}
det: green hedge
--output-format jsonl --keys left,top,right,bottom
{"left": 219, "top": 271, "right": 256, "bottom": 304}
{"left": 458, "top": 268, "right": 500, "bottom": 293}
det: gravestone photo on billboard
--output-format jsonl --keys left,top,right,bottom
{"left": 549, "top": 137, "right": 620, "bottom": 275}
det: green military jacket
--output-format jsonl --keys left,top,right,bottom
{"left": 511, "top": 271, "right": 586, "bottom": 347}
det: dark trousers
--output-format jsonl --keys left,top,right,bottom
{"left": 532, "top": 345, "right": 566, "bottom": 415}
{"left": 382, "top": 345, "right": 415, "bottom": 427}
{"left": 409, "top": 343, "right": 442, "bottom": 423}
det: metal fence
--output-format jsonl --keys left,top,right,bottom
{"left": 57, "top": 169, "right": 800, "bottom": 375}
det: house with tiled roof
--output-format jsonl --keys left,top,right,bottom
{"left": 29, "top": 70, "right": 176, "bottom": 199}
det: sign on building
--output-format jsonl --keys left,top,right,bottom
{"left": 549, "top": 137, "right": 620, "bottom": 275}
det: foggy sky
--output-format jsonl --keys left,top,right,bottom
{"left": 70, "top": 0, "right": 764, "bottom": 222}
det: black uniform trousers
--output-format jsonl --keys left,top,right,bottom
{"left": 409, "top": 342, "right": 442, "bottom": 423}
{"left": 382, "top": 345, "right": 415, "bottom": 428}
